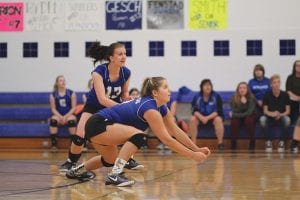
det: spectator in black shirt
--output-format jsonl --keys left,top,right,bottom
{"left": 259, "top": 74, "right": 291, "bottom": 153}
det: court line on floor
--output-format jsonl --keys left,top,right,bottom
{"left": 0, "top": 179, "right": 88, "bottom": 197}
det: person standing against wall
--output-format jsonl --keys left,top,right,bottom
{"left": 248, "top": 64, "right": 270, "bottom": 118}
{"left": 286, "top": 60, "right": 300, "bottom": 124}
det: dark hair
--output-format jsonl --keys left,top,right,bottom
{"left": 141, "top": 77, "right": 166, "bottom": 97}
{"left": 129, "top": 88, "right": 139, "bottom": 95}
{"left": 253, "top": 64, "right": 265, "bottom": 78}
{"left": 291, "top": 60, "right": 300, "bottom": 76}
{"left": 200, "top": 79, "right": 213, "bottom": 93}
{"left": 88, "top": 41, "right": 125, "bottom": 66}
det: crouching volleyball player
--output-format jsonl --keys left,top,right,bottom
{"left": 66, "top": 77, "right": 211, "bottom": 187}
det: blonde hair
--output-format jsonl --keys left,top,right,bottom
{"left": 87, "top": 79, "right": 93, "bottom": 90}
{"left": 270, "top": 74, "right": 280, "bottom": 83}
{"left": 141, "top": 77, "right": 166, "bottom": 97}
{"left": 53, "top": 75, "right": 64, "bottom": 91}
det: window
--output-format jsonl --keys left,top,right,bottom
{"left": 149, "top": 41, "right": 164, "bottom": 57}
{"left": 23, "top": 42, "right": 38, "bottom": 58}
{"left": 181, "top": 41, "right": 197, "bottom": 56}
{"left": 0, "top": 43, "right": 7, "bottom": 58}
{"left": 280, "top": 39, "right": 295, "bottom": 55}
{"left": 118, "top": 41, "right": 132, "bottom": 57}
{"left": 85, "top": 41, "right": 94, "bottom": 57}
{"left": 214, "top": 40, "right": 229, "bottom": 56}
{"left": 247, "top": 40, "right": 262, "bottom": 56}
{"left": 54, "top": 42, "right": 69, "bottom": 57}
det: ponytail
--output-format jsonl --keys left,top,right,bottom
{"left": 141, "top": 77, "right": 166, "bottom": 97}
{"left": 88, "top": 41, "right": 125, "bottom": 66}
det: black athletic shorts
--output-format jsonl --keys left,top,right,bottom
{"left": 82, "top": 104, "right": 104, "bottom": 114}
{"left": 85, "top": 114, "right": 114, "bottom": 142}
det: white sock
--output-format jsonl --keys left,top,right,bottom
{"left": 111, "top": 158, "right": 127, "bottom": 174}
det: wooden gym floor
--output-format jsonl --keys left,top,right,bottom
{"left": 0, "top": 148, "right": 299, "bottom": 200}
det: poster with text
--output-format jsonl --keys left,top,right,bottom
{"left": 65, "top": 1, "right": 102, "bottom": 31}
{"left": 25, "top": 0, "right": 64, "bottom": 32}
{"left": 147, "top": 0, "right": 184, "bottom": 29}
{"left": 0, "top": 2, "right": 24, "bottom": 31}
{"left": 106, "top": 0, "right": 142, "bottom": 30}
{"left": 189, "top": 0, "right": 227, "bottom": 30}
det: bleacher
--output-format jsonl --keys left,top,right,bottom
{"left": 0, "top": 92, "right": 84, "bottom": 138}
{"left": 0, "top": 91, "right": 294, "bottom": 148}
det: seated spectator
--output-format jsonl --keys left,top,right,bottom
{"left": 189, "top": 79, "right": 224, "bottom": 150}
{"left": 49, "top": 75, "right": 77, "bottom": 150}
{"left": 248, "top": 64, "right": 270, "bottom": 118}
{"left": 129, "top": 87, "right": 140, "bottom": 99}
{"left": 259, "top": 74, "right": 291, "bottom": 153}
{"left": 229, "top": 82, "right": 256, "bottom": 150}
{"left": 285, "top": 60, "right": 300, "bottom": 124}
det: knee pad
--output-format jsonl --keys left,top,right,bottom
{"left": 67, "top": 120, "right": 77, "bottom": 127}
{"left": 101, "top": 156, "right": 114, "bottom": 167}
{"left": 71, "top": 135, "right": 85, "bottom": 146}
{"left": 128, "top": 133, "right": 147, "bottom": 149}
{"left": 50, "top": 119, "right": 58, "bottom": 127}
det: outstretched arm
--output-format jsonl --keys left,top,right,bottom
{"left": 163, "top": 111, "right": 211, "bottom": 156}
{"left": 144, "top": 109, "right": 208, "bottom": 163}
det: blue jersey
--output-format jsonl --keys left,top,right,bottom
{"left": 52, "top": 89, "right": 73, "bottom": 115}
{"left": 191, "top": 91, "right": 223, "bottom": 117}
{"left": 96, "top": 96, "right": 168, "bottom": 131}
{"left": 248, "top": 77, "right": 270, "bottom": 101}
{"left": 86, "top": 63, "right": 131, "bottom": 109}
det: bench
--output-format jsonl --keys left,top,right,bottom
{"left": 0, "top": 92, "right": 85, "bottom": 138}
{"left": 0, "top": 91, "right": 294, "bottom": 140}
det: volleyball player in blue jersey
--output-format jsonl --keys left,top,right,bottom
{"left": 66, "top": 77, "right": 211, "bottom": 187}
{"left": 49, "top": 75, "right": 77, "bottom": 149}
{"left": 60, "top": 42, "right": 143, "bottom": 171}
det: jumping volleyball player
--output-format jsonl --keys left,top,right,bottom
{"left": 60, "top": 41, "right": 143, "bottom": 171}
{"left": 66, "top": 77, "right": 211, "bottom": 187}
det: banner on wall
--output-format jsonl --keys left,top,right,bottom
{"left": 105, "top": 0, "right": 142, "bottom": 30}
{"left": 147, "top": 0, "right": 184, "bottom": 29}
{"left": 65, "top": 1, "right": 102, "bottom": 31}
{"left": 189, "top": 0, "right": 227, "bottom": 30}
{"left": 25, "top": 0, "right": 64, "bottom": 31}
{"left": 0, "top": 2, "right": 24, "bottom": 32}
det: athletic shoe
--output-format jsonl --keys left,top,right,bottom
{"left": 265, "top": 140, "right": 272, "bottom": 153}
{"left": 156, "top": 143, "right": 165, "bottom": 150}
{"left": 66, "top": 164, "right": 96, "bottom": 181}
{"left": 105, "top": 173, "right": 135, "bottom": 187}
{"left": 124, "top": 158, "right": 144, "bottom": 170}
{"left": 51, "top": 145, "right": 58, "bottom": 153}
{"left": 277, "top": 141, "right": 285, "bottom": 153}
{"left": 59, "top": 160, "right": 76, "bottom": 172}
{"left": 218, "top": 143, "right": 225, "bottom": 151}
{"left": 291, "top": 146, "right": 298, "bottom": 153}
{"left": 249, "top": 140, "right": 256, "bottom": 151}
{"left": 231, "top": 140, "right": 237, "bottom": 150}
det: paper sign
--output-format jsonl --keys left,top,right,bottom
{"left": 189, "top": 0, "right": 227, "bottom": 29}
{"left": 0, "top": 2, "right": 24, "bottom": 31}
